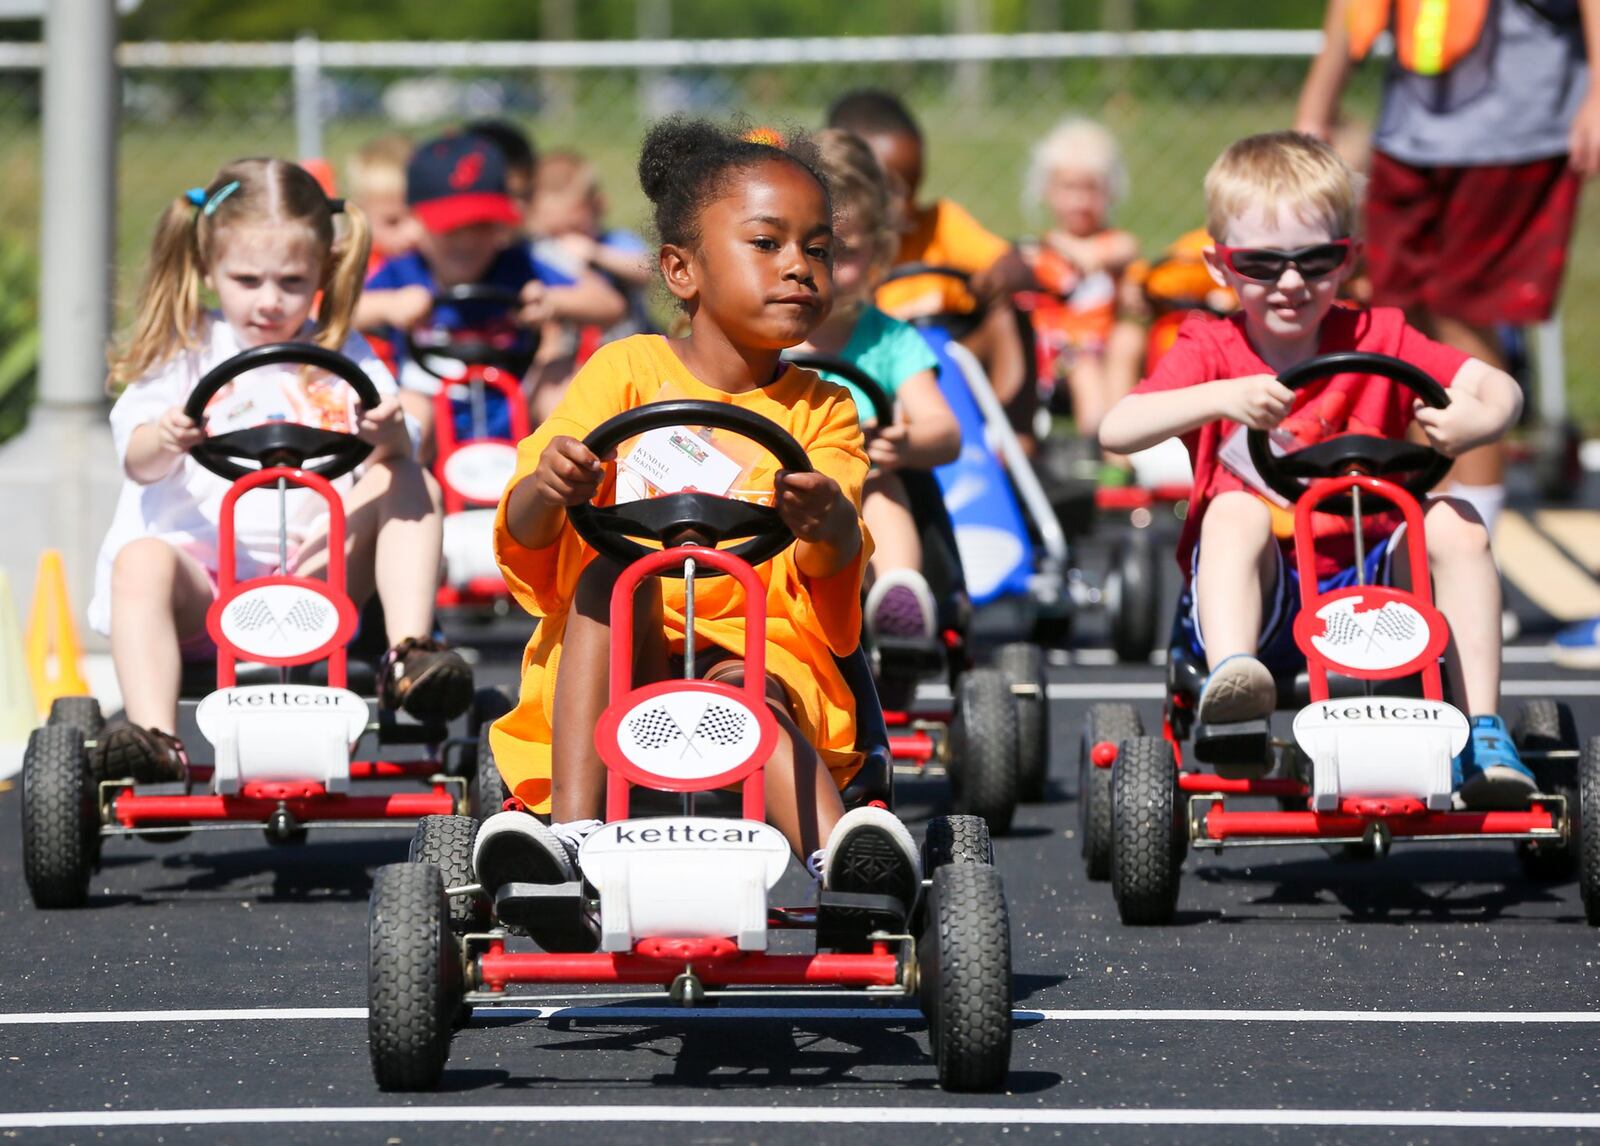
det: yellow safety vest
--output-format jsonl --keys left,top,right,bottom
{"left": 1347, "top": 0, "right": 1491, "bottom": 76}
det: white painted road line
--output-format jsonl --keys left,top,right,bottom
{"left": 920, "top": 680, "right": 1600, "bottom": 702}
{"left": 5, "top": 1106, "right": 1600, "bottom": 1130}
{"left": 7, "top": 1006, "right": 1600, "bottom": 1026}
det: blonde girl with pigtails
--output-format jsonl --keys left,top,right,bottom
{"left": 90, "top": 157, "right": 471, "bottom": 783}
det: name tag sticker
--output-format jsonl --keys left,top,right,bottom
{"left": 619, "top": 425, "right": 742, "bottom": 498}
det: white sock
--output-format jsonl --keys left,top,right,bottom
{"left": 1447, "top": 482, "right": 1505, "bottom": 553}
{"left": 806, "top": 848, "right": 827, "bottom": 882}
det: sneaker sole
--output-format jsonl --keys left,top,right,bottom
{"left": 1197, "top": 660, "right": 1277, "bottom": 724}
{"left": 96, "top": 727, "right": 186, "bottom": 786}
{"left": 1459, "top": 767, "right": 1539, "bottom": 810}
{"left": 828, "top": 825, "right": 920, "bottom": 911}
{"left": 869, "top": 585, "right": 934, "bottom": 640}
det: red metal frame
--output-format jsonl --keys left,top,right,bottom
{"left": 1203, "top": 804, "right": 1558, "bottom": 842}
{"left": 598, "top": 545, "right": 777, "bottom": 824}
{"left": 207, "top": 466, "right": 353, "bottom": 689}
{"left": 113, "top": 787, "right": 456, "bottom": 828}
{"left": 477, "top": 943, "right": 899, "bottom": 992}
{"left": 431, "top": 365, "right": 532, "bottom": 514}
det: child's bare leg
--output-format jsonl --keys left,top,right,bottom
{"left": 1389, "top": 498, "right": 1501, "bottom": 715}
{"left": 1193, "top": 490, "right": 1278, "bottom": 666}
{"left": 550, "top": 555, "right": 669, "bottom": 823}
{"left": 704, "top": 661, "right": 844, "bottom": 858}
{"left": 298, "top": 457, "right": 443, "bottom": 644}
{"left": 109, "top": 538, "right": 212, "bottom": 734}
{"left": 1066, "top": 354, "right": 1109, "bottom": 438}
{"left": 863, "top": 471, "right": 921, "bottom": 579}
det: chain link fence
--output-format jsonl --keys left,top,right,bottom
{"left": 1, "top": 34, "right": 1596, "bottom": 424}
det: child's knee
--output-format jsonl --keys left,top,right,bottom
{"left": 111, "top": 538, "right": 177, "bottom": 596}
{"left": 1425, "top": 497, "right": 1490, "bottom": 563}
{"left": 1203, "top": 490, "right": 1273, "bottom": 538}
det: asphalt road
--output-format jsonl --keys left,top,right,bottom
{"left": 4, "top": 510, "right": 1600, "bottom": 1144}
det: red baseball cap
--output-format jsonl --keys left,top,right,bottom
{"left": 406, "top": 134, "right": 523, "bottom": 234}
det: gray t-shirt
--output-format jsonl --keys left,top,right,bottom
{"left": 1373, "top": 0, "right": 1589, "bottom": 166}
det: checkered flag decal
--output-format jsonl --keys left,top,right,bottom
{"left": 1319, "top": 609, "right": 1364, "bottom": 648}
{"left": 691, "top": 703, "right": 750, "bottom": 747}
{"left": 628, "top": 707, "right": 685, "bottom": 751}
{"left": 227, "top": 596, "right": 275, "bottom": 633}
{"left": 282, "top": 595, "right": 331, "bottom": 634}
{"left": 1371, "top": 605, "right": 1418, "bottom": 645}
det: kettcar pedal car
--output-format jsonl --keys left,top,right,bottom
{"left": 366, "top": 400, "right": 1014, "bottom": 1093}
{"left": 403, "top": 284, "right": 538, "bottom": 618}
{"left": 21, "top": 344, "right": 476, "bottom": 910}
{"left": 785, "top": 351, "right": 1040, "bottom": 832}
{"left": 1081, "top": 352, "right": 1586, "bottom": 925}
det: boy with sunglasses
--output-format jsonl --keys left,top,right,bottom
{"left": 1099, "top": 131, "right": 1532, "bottom": 809}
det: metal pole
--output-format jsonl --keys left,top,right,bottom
{"left": 39, "top": 0, "right": 116, "bottom": 410}
{"left": 293, "top": 32, "right": 323, "bottom": 161}
{"left": 1536, "top": 312, "right": 1568, "bottom": 425}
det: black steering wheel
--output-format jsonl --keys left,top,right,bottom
{"left": 403, "top": 284, "right": 542, "bottom": 380}
{"left": 781, "top": 352, "right": 895, "bottom": 426}
{"left": 1247, "top": 351, "right": 1452, "bottom": 515}
{"left": 183, "top": 342, "right": 381, "bottom": 481}
{"left": 566, "top": 400, "right": 812, "bottom": 575}
{"left": 877, "top": 263, "right": 986, "bottom": 340}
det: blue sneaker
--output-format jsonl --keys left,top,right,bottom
{"left": 1454, "top": 715, "right": 1537, "bottom": 809}
{"left": 1550, "top": 617, "right": 1600, "bottom": 670}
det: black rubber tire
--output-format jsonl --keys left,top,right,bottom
{"left": 1513, "top": 699, "right": 1580, "bottom": 881}
{"left": 1106, "top": 530, "right": 1159, "bottom": 665}
{"left": 1110, "top": 736, "right": 1182, "bottom": 925}
{"left": 48, "top": 696, "right": 104, "bottom": 739}
{"left": 21, "top": 725, "right": 98, "bottom": 909}
{"left": 996, "top": 642, "right": 1049, "bottom": 802}
{"left": 948, "top": 668, "right": 1019, "bottom": 835}
{"left": 1080, "top": 703, "right": 1144, "bottom": 882}
{"left": 473, "top": 720, "right": 510, "bottom": 822}
{"left": 410, "top": 815, "right": 489, "bottom": 933}
{"left": 368, "top": 861, "right": 461, "bottom": 1091}
{"left": 923, "top": 814, "right": 994, "bottom": 870}
{"left": 1579, "top": 737, "right": 1600, "bottom": 925}
{"left": 917, "top": 863, "right": 1012, "bottom": 1092}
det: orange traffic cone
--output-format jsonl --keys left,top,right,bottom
{"left": 24, "top": 549, "right": 90, "bottom": 716}
{"left": 0, "top": 567, "right": 32, "bottom": 741}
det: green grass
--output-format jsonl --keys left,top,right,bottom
{"left": 3, "top": 56, "right": 1598, "bottom": 426}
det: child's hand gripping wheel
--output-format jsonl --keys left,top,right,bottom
{"left": 183, "top": 342, "right": 382, "bottom": 481}
{"left": 1247, "top": 351, "right": 1453, "bottom": 515}
{"left": 403, "top": 283, "right": 542, "bottom": 380}
{"left": 566, "top": 399, "right": 813, "bottom": 574}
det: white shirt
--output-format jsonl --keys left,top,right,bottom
{"left": 87, "top": 316, "right": 406, "bottom": 635}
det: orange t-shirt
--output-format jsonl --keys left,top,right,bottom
{"left": 875, "top": 199, "right": 1012, "bottom": 320}
{"left": 489, "top": 334, "right": 872, "bottom": 812}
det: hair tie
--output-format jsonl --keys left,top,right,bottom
{"left": 327, "top": 197, "right": 345, "bottom": 215}
{"left": 184, "top": 187, "right": 207, "bottom": 208}
{"left": 201, "top": 181, "right": 241, "bottom": 217}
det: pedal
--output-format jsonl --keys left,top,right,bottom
{"left": 1192, "top": 719, "right": 1271, "bottom": 768}
{"left": 492, "top": 880, "right": 597, "bottom": 952}
{"left": 816, "top": 889, "right": 908, "bottom": 951}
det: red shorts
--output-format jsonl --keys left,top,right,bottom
{"left": 1365, "top": 150, "right": 1582, "bottom": 327}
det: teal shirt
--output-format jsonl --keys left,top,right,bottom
{"left": 811, "top": 306, "right": 939, "bottom": 422}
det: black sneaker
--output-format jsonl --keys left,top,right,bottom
{"left": 380, "top": 637, "right": 472, "bottom": 723}
{"left": 95, "top": 724, "right": 189, "bottom": 785}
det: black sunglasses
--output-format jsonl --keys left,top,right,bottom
{"left": 1213, "top": 239, "right": 1353, "bottom": 283}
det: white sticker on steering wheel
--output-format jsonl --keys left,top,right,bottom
{"left": 617, "top": 425, "right": 742, "bottom": 502}
{"left": 204, "top": 370, "right": 358, "bottom": 436}
{"left": 1217, "top": 424, "right": 1293, "bottom": 508}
